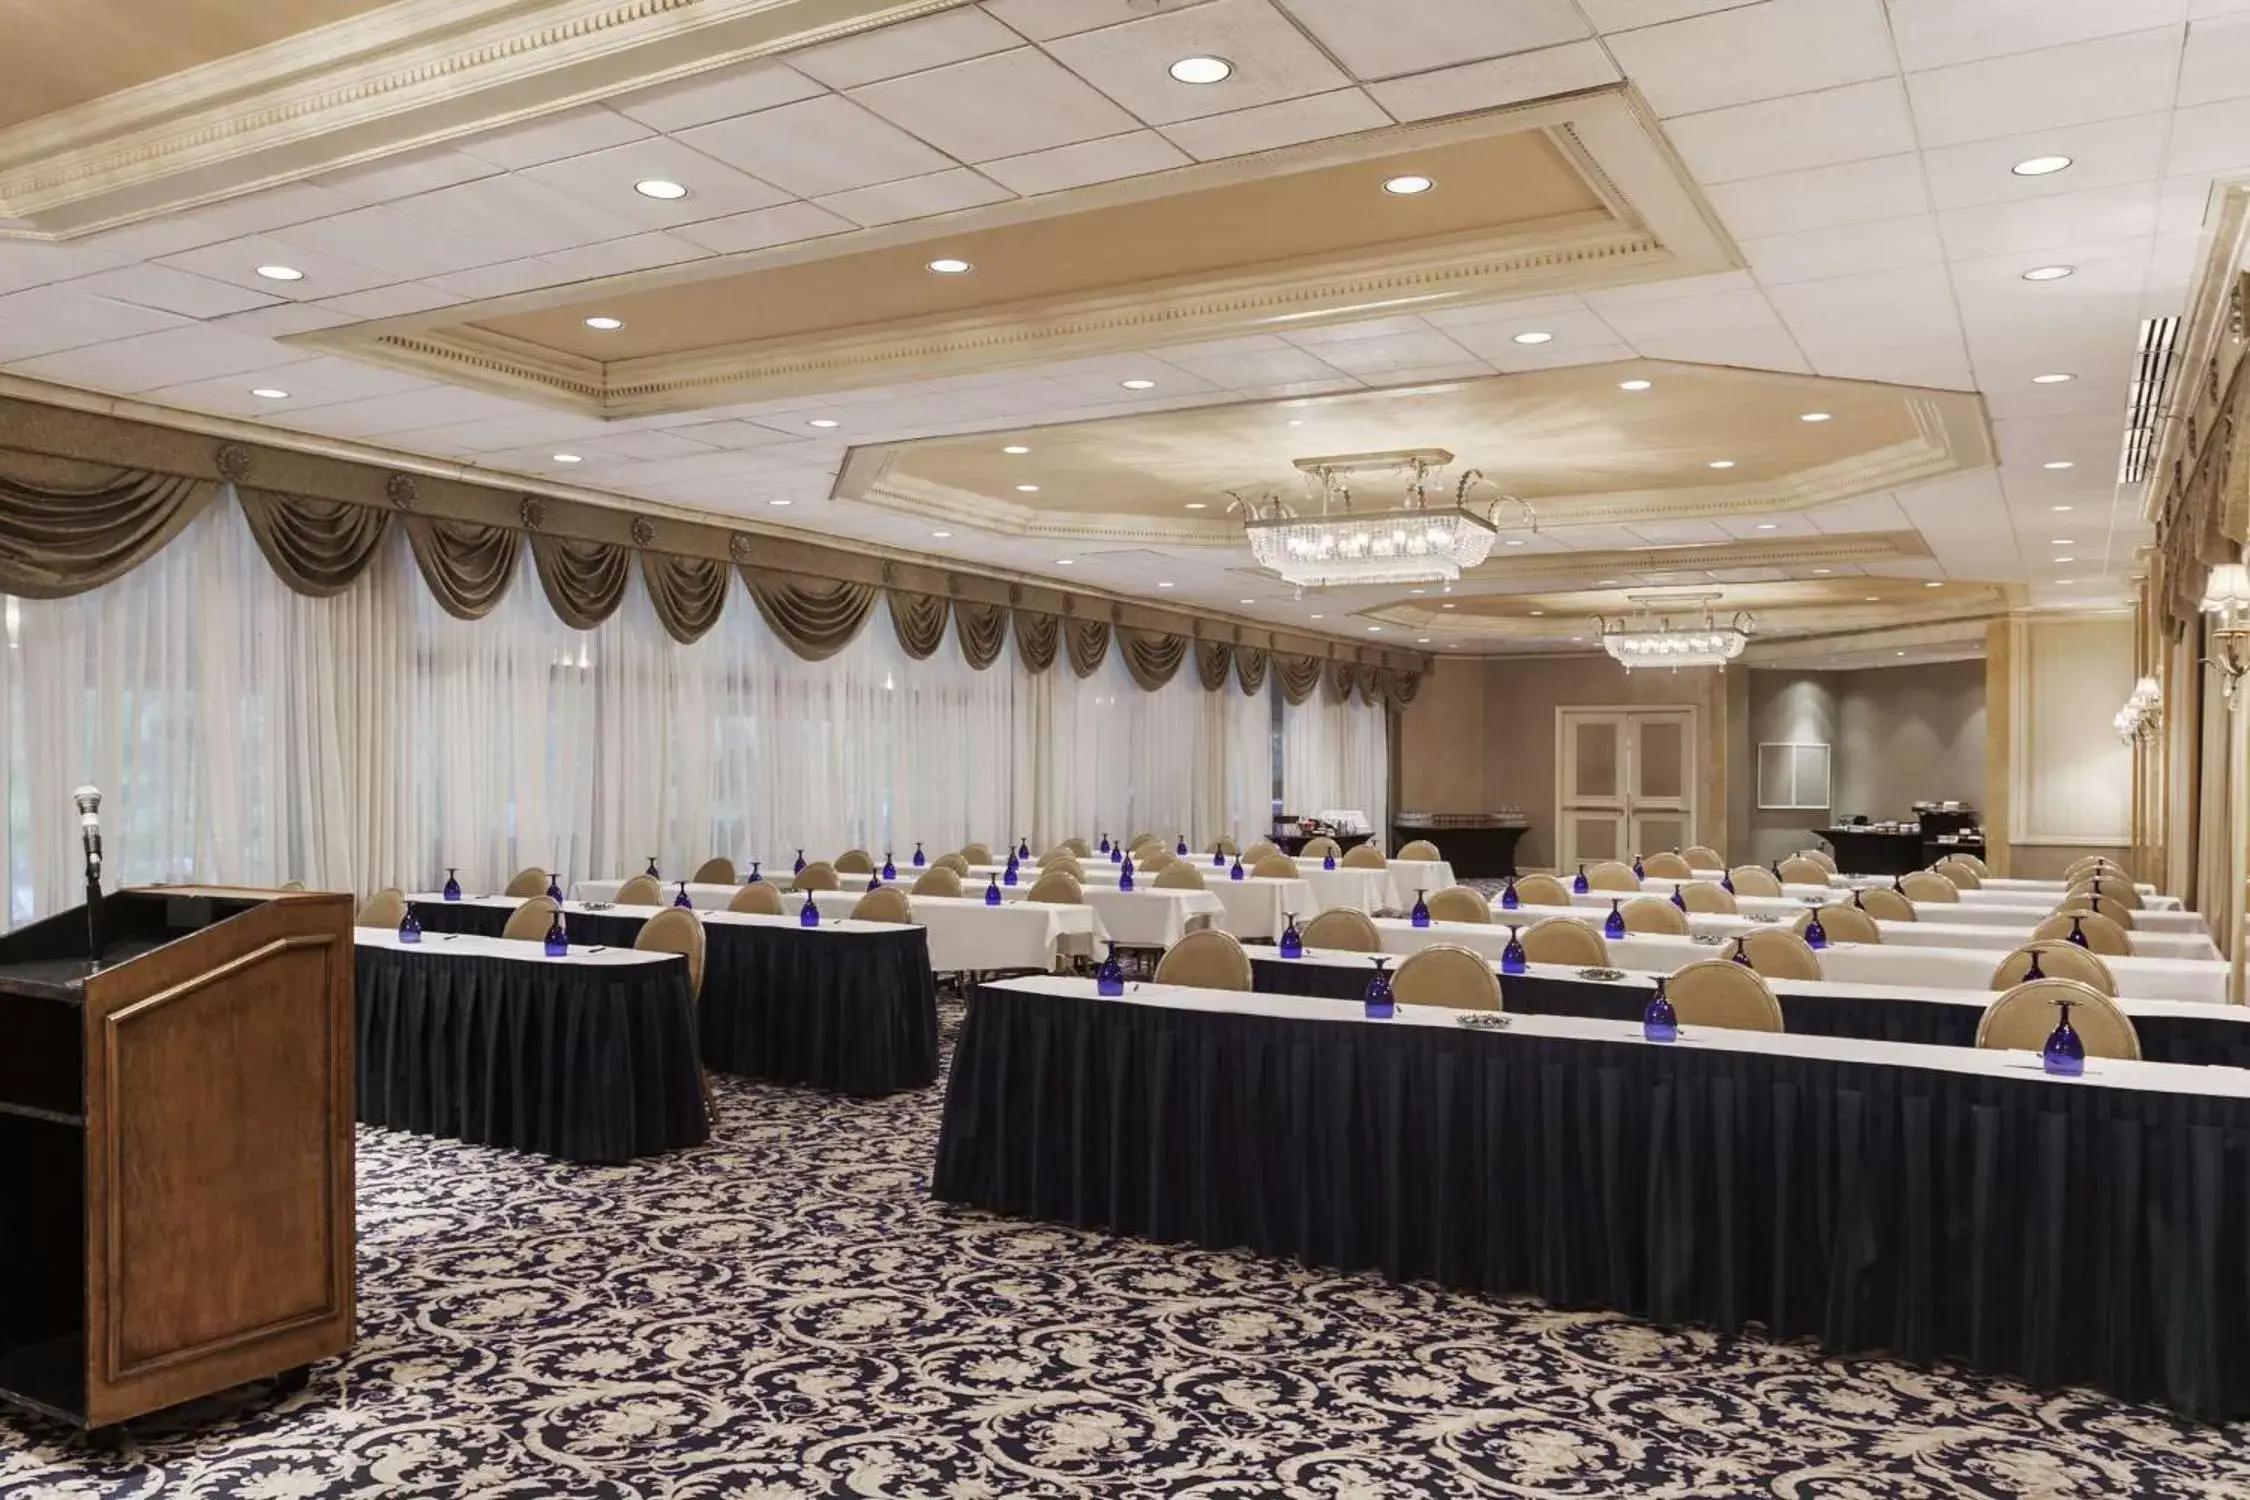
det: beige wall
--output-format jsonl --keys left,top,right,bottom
{"left": 1730, "top": 668, "right": 1842, "bottom": 867}
{"left": 1397, "top": 657, "right": 1486, "bottom": 811}
{"left": 1992, "top": 613, "right": 2135, "bottom": 876}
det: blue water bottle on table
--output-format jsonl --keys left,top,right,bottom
{"left": 674, "top": 879, "right": 693, "bottom": 909}
{"left": 1501, "top": 926, "right": 1526, "bottom": 975}
{"left": 544, "top": 906, "right": 568, "bottom": 956}
{"left": 1604, "top": 899, "right": 1626, "bottom": 941}
{"left": 1500, "top": 875, "right": 1519, "bottom": 911}
{"left": 1229, "top": 855, "right": 1245, "bottom": 881}
{"left": 1642, "top": 976, "right": 1677, "bottom": 1043}
{"left": 1097, "top": 942, "right": 1125, "bottom": 997}
{"left": 399, "top": 903, "right": 422, "bottom": 944}
{"left": 2043, "top": 997, "right": 2084, "bottom": 1076}
{"left": 1278, "top": 913, "right": 1303, "bottom": 959}
{"left": 985, "top": 875, "right": 1002, "bottom": 906}
{"left": 882, "top": 851, "right": 896, "bottom": 880}
{"left": 442, "top": 867, "right": 461, "bottom": 902}
{"left": 1363, "top": 957, "right": 1394, "bottom": 1019}
{"left": 800, "top": 889, "right": 820, "bottom": 927}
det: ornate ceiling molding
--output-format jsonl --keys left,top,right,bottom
{"left": 0, "top": 0, "right": 968, "bottom": 236}
{"left": 1365, "top": 581, "right": 2016, "bottom": 643}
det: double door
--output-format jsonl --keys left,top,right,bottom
{"left": 1555, "top": 707, "right": 1697, "bottom": 872}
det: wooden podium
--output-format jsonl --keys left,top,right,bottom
{"left": 0, "top": 886, "right": 355, "bottom": 1430}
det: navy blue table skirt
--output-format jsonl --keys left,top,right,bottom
{"left": 934, "top": 982, "right": 2250, "bottom": 1419}
{"left": 1249, "top": 956, "right": 2250, "bottom": 1070}
{"left": 355, "top": 943, "right": 708, "bottom": 1163}
{"left": 414, "top": 901, "right": 939, "bottom": 1096}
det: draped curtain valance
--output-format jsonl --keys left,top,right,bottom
{"left": 0, "top": 453, "right": 215, "bottom": 599}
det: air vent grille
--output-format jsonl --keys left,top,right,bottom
{"left": 2118, "top": 315, "right": 2180, "bottom": 485}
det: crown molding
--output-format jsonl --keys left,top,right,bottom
{"left": 0, "top": 0, "right": 970, "bottom": 236}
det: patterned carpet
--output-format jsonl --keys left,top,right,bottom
{"left": 5, "top": 1008, "right": 2248, "bottom": 1498}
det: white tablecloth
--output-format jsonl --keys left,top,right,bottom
{"left": 805, "top": 890, "right": 1098, "bottom": 972}
{"left": 1292, "top": 856, "right": 1455, "bottom": 911}
{"left": 1199, "top": 876, "right": 1317, "bottom": 940}
{"left": 1602, "top": 886, "right": 2207, "bottom": 937}
{"left": 1493, "top": 900, "right": 2216, "bottom": 961}
{"left": 420, "top": 893, "right": 913, "bottom": 938}
{"left": 359, "top": 925, "right": 680, "bottom": 966}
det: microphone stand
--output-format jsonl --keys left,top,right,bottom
{"left": 73, "top": 787, "right": 103, "bottom": 975}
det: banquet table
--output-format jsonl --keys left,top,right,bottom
{"left": 803, "top": 889, "right": 1101, "bottom": 972}
{"left": 411, "top": 895, "right": 938, "bottom": 1095}
{"left": 1371, "top": 916, "right": 2233, "bottom": 1004}
{"left": 1594, "top": 887, "right": 2210, "bottom": 938}
{"left": 1291, "top": 856, "right": 1456, "bottom": 912}
{"left": 1658, "top": 872, "right": 2187, "bottom": 914}
{"left": 934, "top": 974, "right": 2250, "bottom": 1419}
{"left": 354, "top": 927, "right": 709, "bottom": 1163}
{"left": 1485, "top": 900, "right": 2218, "bottom": 962}
{"left": 1247, "top": 948, "right": 2250, "bottom": 1068}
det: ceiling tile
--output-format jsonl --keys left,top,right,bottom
{"left": 1665, "top": 78, "right": 1917, "bottom": 183}
{"left": 975, "top": 0, "right": 1139, "bottom": 41}
{"left": 314, "top": 147, "right": 501, "bottom": 205}
{"left": 423, "top": 257, "right": 575, "bottom": 300}
{"left": 1705, "top": 153, "right": 1930, "bottom": 240}
{"left": 540, "top": 231, "right": 713, "bottom": 281}
{"left": 795, "top": 7, "right": 1022, "bottom": 88}
{"left": 363, "top": 405, "right": 617, "bottom": 452}
{"left": 206, "top": 302, "right": 359, "bottom": 338}
{"left": 1766, "top": 265, "right": 1965, "bottom": 350}
{"left": 458, "top": 105, "right": 653, "bottom": 170}
{"left": 382, "top": 177, "right": 650, "bottom": 262}
{"left": 277, "top": 204, "right": 514, "bottom": 280}
{"left": 1888, "top": 0, "right": 2190, "bottom": 71}
{"left": 1627, "top": 324, "right": 1811, "bottom": 372}
{"left": 1603, "top": 0, "right": 1895, "bottom": 119}
{"left": 315, "top": 282, "right": 465, "bottom": 320}
{"left": 283, "top": 387, "right": 551, "bottom": 439}
{"left": 153, "top": 234, "right": 398, "bottom": 299}
{"left": 1042, "top": 0, "right": 1350, "bottom": 125}
{"left": 1280, "top": 327, "right": 1476, "bottom": 374}
{"left": 1904, "top": 28, "right": 2185, "bottom": 149}
{"left": 815, "top": 167, "right": 1016, "bottom": 227}
{"left": 516, "top": 137, "right": 795, "bottom": 223}
{"left": 664, "top": 419, "right": 813, "bottom": 450}
{"left": 672, "top": 200, "right": 859, "bottom": 255}
{"left": 1368, "top": 42, "right": 1620, "bottom": 122}
{"left": 1421, "top": 292, "right": 1590, "bottom": 329}
{"left": 678, "top": 95, "right": 958, "bottom": 197}
{"left": 0, "top": 289, "right": 193, "bottom": 360}
{"left": 978, "top": 130, "right": 1193, "bottom": 195}
{"left": 1919, "top": 112, "right": 2174, "bottom": 210}
{"left": 850, "top": 47, "right": 1140, "bottom": 160}
{"left": 63, "top": 263, "right": 279, "bottom": 319}
{"left": 606, "top": 62, "right": 828, "bottom": 133}
{"left": 1482, "top": 340, "right": 1638, "bottom": 374}
{"left": 1158, "top": 89, "right": 1390, "bottom": 161}
{"left": 1936, "top": 183, "right": 2161, "bottom": 260}
{"left": 2181, "top": 13, "right": 2250, "bottom": 103}
{"left": 1577, "top": 0, "right": 1765, "bottom": 30}
{"left": 1439, "top": 309, "right": 1623, "bottom": 360}
{"left": 187, "top": 182, "right": 366, "bottom": 237}
{"left": 1588, "top": 286, "right": 1781, "bottom": 342}
{"left": 1580, "top": 270, "right": 1760, "bottom": 309}
{"left": 1741, "top": 214, "right": 1948, "bottom": 285}
{"left": 2165, "top": 95, "right": 2250, "bottom": 175}
{"left": 9, "top": 324, "right": 316, "bottom": 393}
{"left": 1157, "top": 343, "right": 1346, "bottom": 387}
{"left": 1275, "top": 0, "right": 1589, "bottom": 81}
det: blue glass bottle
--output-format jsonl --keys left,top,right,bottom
{"left": 546, "top": 870, "right": 564, "bottom": 903}
{"left": 746, "top": 861, "right": 763, "bottom": 886}
{"left": 984, "top": 874, "right": 1002, "bottom": 906}
{"left": 1099, "top": 833, "right": 1111, "bottom": 854}
{"left": 1633, "top": 853, "right": 1646, "bottom": 880}
{"left": 1003, "top": 855, "right": 1019, "bottom": 887}
{"left": 1176, "top": 833, "right": 1189, "bottom": 856}
{"left": 1363, "top": 957, "right": 1395, "bottom": 1019}
{"left": 673, "top": 879, "right": 693, "bottom": 909}
{"left": 2043, "top": 998, "right": 2085, "bottom": 1077}
{"left": 1111, "top": 843, "right": 1124, "bottom": 865}
{"left": 1500, "top": 876, "right": 1519, "bottom": 911}
{"left": 1213, "top": 845, "right": 1228, "bottom": 867}
{"left": 544, "top": 906, "right": 568, "bottom": 956}
{"left": 1018, "top": 836, "right": 1032, "bottom": 861}
{"left": 1669, "top": 884, "right": 1687, "bottom": 912}
{"left": 2024, "top": 948, "right": 2046, "bottom": 980}
{"left": 882, "top": 851, "right": 897, "bottom": 880}
{"left": 1771, "top": 860, "right": 1784, "bottom": 885}
{"left": 911, "top": 842, "right": 926, "bottom": 868}
{"left": 1278, "top": 913, "right": 1303, "bottom": 959}
{"left": 399, "top": 902, "right": 422, "bottom": 944}
{"left": 1730, "top": 935, "right": 1753, "bottom": 967}
{"left": 1642, "top": 976, "right": 1678, "bottom": 1043}
{"left": 1573, "top": 863, "right": 1589, "bottom": 895}
{"left": 800, "top": 889, "right": 819, "bottom": 927}
{"left": 1501, "top": 926, "right": 1527, "bottom": 975}
{"left": 1411, "top": 889, "right": 1431, "bottom": 928}
{"left": 794, "top": 848, "right": 806, "bottom": 876}
{"left": 1804, "top": 909, "right": 1828, "bottom": 950}
{"left": 1721, "top": 869, "right": 1735, "bottom": 894}
{"left": 1118, "top": 857, "right": 1135, "bottom": 893}
{"left": 442, "top": 867, "right": 461, "bottom": 902}
{"left": 1229, "top": 855, "right": 1245, "bottom": 882}
{"left": 645, "top": 854, "right": 660, "bottom": 878}
{"left": 1322, "top": 849, "right": 1337, "bottom": 871}
{"left": 1604, "top": 898, "right": 1626, "bottom": 941}
{"left": 2066, "top": 914, "right": 2090, "bottom": 949}
{"left": 1851, "top": 889, "right": 1866, "bottom": 909}
{"left": 1097, "top": 941, "right": 1125, "bottom": 996}
{"left": 866, "top": 868, "right": 881, "bottom": 892}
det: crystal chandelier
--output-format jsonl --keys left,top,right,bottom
{"left": 1600, "top": 593, "right": 1752, "bottom": 671}
{"left": 1232, "top": 448, "right": 1533, "bottom": 590}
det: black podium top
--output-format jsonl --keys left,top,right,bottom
{"left": 0, "top": 890, "right": 271, "bottom": 1001}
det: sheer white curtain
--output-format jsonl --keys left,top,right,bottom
{"left": 1282, "top": 690, "right": 1389, "bottom": 836}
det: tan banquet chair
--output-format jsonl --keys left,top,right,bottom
{"left": 1025, "top": 871, "right": 1084, "bottom": 904}
{"left": 1425, "top": 886, "right": 1492, "bottom": 924}
{"left": 791, "top": 861, "right": 841, "bottom": 893}
{"left": 1641, "top": 851, "right": 1694, "bottom": 879}
{"left": 1858, "top": 887, "right": 1916, "bottom": 922}
{"left": 1301, "top": 908, "right": 1381, "bottom": 952}
{"left": 1152, "top": 929, "right": 1253, "bottom": 990}
{"left": 693, "top": 856, "right": 737, "bottom": 885}
{"left": 2069, "top": 876, "right": 2144, "bottom": 911}
{"left": 1678, "top": 881, "right": 1737, "bottom": 915}
{"left": 1898, "top": 870, "right": 1961, "bottom": 904}
{"left": 834, "top": 849, "right": 875, "bottom": 875}
{"left": 1976, "top": 978, "right": 2140, "bottom": 1061}
{"left": 2031, "top": 911, "right": 2132, "bottom": 957}
{"left": 1038, "top": 848, "right": 1077, "bottom": 868}
{"left": 1342, "top": 844, "right": 1387, "bottom": 869}
{"left": 1252, "top": 853, "right": 1299, "bottom": 880}
{"left": 503, "top": 895, "right": 560, "bottom": 943}
{"left": 1728, "top": 866, "right": 1782, "bottom": 897}
{"left": 1208, "top": 836, "right": 1242, "bottom": 858}
{"left": 1039, "top": 855, "right": 1086, "bottom": 881}
{"left": 730, "top": 882, "right": 785, "bottom": 916}
{"left": 934, "top": 851, "right": 971, "bottom": 877}
{"left": 1735, "top": 928, "right": 1821, "bottom": 981}
{"left": 1243, "top": 840, "right": 1281, "bottom": 866}
{"left": 851, "top": 887, "right": 912, "bottom": 924}
{"left": 356, "top": 888, "right": 408, "bottom": 929}
{"left": 1682, "top": 844, "right": 1724, "bottom": 871}
{"left": 2065, "top": 855, "right": 2124, "bottom": 883}
{"left": 2056, "top": 892, "right": 2135, "bottom": 927}
{"left": 1519, "top": 917, "right": 1609, "bottom": 967}
{"left": 1991, "top": 941, "right": 2116, "bottom": 995}
{"left": 1622, "top": 897, "right": 1688, "bottom": 936}
{"left": 615, "top": 874, "right": 664, "bottom": 906}
{"left": 1776, "top": 855, "right": 1830, "bottom": 887}
{"left": 1935, "top": 860, "right": 1981, "bottom": 890}
{"left": 1947, "top": 852, "right": 1991, "bottom": 877}
{"left": 1392, "top": 944, "right": 1501, "bottom": 1011}
{"left": 1667, "top": 961, "right": 1785, "bottom": 1033}
{"left": 959, "top": 842, "right": 994, "bottom": 867}
{"left": 1063, "top": 837, "right": 1094, "bottom": 858}
{"left": 1138, "top": 850, "right": 1178, "bottom": 874}
{"left": 504, "top": 867, "right": 551, "bottom": 898}
{"left": 1396, "top": 838, "right": 1441, "bottom": 861}
{"left": 1302, "top": 836, "right": 1341, "bottom": 861}
{"left": 1586, "top": 860, "right": 1640, "bottom": 893}
{"left": 1798, "top": 849, "right": 1838, "bottom": 875}
{"left": 912, "top": 867, "right": 966, "bottom": 899}
{"left": 1512, "top": 873, "right": 1572, "bottom": 906}
{"left": 1797, "top": 903, "right": 1880, "bottom": 943}
{"left": 1154, "top": 862, "right": 1206, "bottom": 891}
{"left": 635, "top": 906, "right": 708, "bottom": 1001}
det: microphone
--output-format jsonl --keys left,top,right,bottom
{"left": 73, "top": 785, "right": 102, "bottom": 881}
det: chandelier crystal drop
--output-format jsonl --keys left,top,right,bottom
{"left": 1600, "top": 593, "right": 1752, "bottom": 671}
{"left": 1232, "top": 448, "right": 1532, "bottom": 590}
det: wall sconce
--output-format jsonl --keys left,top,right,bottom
{"left": 2202, "top": 561, "right": 2250, "bottom": 698}
{"left": 2114, "top": 675, "right": 2162, "bottom": 741}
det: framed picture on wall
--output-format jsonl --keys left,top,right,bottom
{"left": 1757, "top": 742, "right": 1832, "bottom": 810}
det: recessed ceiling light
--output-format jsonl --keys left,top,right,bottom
{"left": 1813, "top": 568, "right": 1832, "bottom": 575}
{"left": 2053, "top": 555, "right": 2075, "bottom": 563}
{"left": 1185, "top": 502, "right": 1208, "bottom": 510}
{"left": 1529, "top": 609, "right": 1544, "bottom": 616}
{"left": 931, "top": 530, "right": 951, "bottom": 539}
{"left": 1169, "top": 55, "right": 1233, "bottom": 84}
{"left": 1309, "top": 613, "right": 1324, "bottom": 619}
{"left": 1055, "top": 558, "right": 1074, "bottom": 566}
{"left": 1618, "top": 379, "right": 1652, "bottom": 391}
{"left": 808, "top": 418, "right": 839, "bottom": 428}
{"left": 1925, "top": 580, "right": 1943, "bottom": 588}
{"left": 2057, "top": 578, "right": 2076, "bottom": 585}
{"left": 1410, "top": 588, "right": 1426, "bottom": 595}
{"left": 1366, "top": 626, "right": 1382, "bottom": 633}
{"left": 1240, "top": 598, "right": 1254, "bottom": 604}
{"left": 1121, "top": 378, "right": 1156, "bottom": 390}
{"left": 250, "top": 387, "right": 288, "bottom": 400}
{"left": 1383, "top": 174, "right": 1434, "bottom": 196}
{"left": 2052, "top": 538, "right": 2076, "bottom": 545}
{"left": 1016, "top": 483, "right": 1040, "bottom": 493}
{"left": 1442, "top": 603, "right": 1457, "bottom": 609}
{"left": 926, "top": 257, "right": 972, "bottom": 275}
{"left": 1417, "top": 637, "right": 1430, "bottom": 644}
{"left": 1755, "top": 522, "right": 1778, "bottom": 530}
{"left": 1003, "top": 444, "right": 1030, "bottom": 454}
{"left": 1505, "top": 539, "right": 1526, "bottom": 547}
{"left": 1864, "top": 596, "right": 1880, "bottom": 602}
{"left": 2030, "top": 373, "right": 2075, "bottom": 385}
{"left": 584, "top": 316, "right": 625, "bottom": 330}
{"left": 1800, "top": 412, "right": 1831, "bottom": 423}
{"left": 2021, "top": 264, "right": 2074, "bottom": 282}
{"left": 2012, "top": 155, "right": 2073, "bottom": 177}
{"left": 1286, "top": 419, "right": 1304, "bottom": 427}
{"left": 553, "top": 453, "right": 582, "bottom": 463}
{"left": 1896, "top": 650, "right": 1907, "bottom": 657}
{"left": 1158, "top": 581, "right": 1175, "bottom": 589}
{"left": 2043, "top": 460, "right": 2075, "bottom": 469}
{"left": 1512, "top": 331, "right": 1554, "bottom": 345}
{"left": 1708, "top": 459, "right": 1736, "bottom": 469}
{"left": 1596, "top": 579, "right": 1619, "bottom": 586}
{"left": 634, "top": 178, "right": 688, "bottom": 200}
{"left": 255, "top": 264, "right": 304, "bottom": 282}
{"left": 769, "top": 498, "right": 792, "bottom": 507}
{"left": 2051, "top": 504, "right": 2073, "bottom": 512}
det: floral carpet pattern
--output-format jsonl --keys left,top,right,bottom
{"left": 4, "top": 1010, "right": 2248, "bottom": 1498}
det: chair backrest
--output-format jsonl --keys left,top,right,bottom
{"left": 1138, "top": 850, "right": 1177, "bottom": 873}
{"left": 792, "top": 861, "right": 841, "bottom": 892}
{"left": 634, "top": 906, "right": 707, "bottom": 999}
{"left": 729, "top": 882, "right": 784, "bottom": 915}
{"left": 2068, "top": 876, "right": 2144, "bottom": 910}
{"left": 356, "top": 888, "right": 407, "bottom": 929}
{"left": 1242, "top": 840, "right": 1280, "bottom": 865}
{"left": 1935, "top": 860, "right": 1980, "bottom": 889}
{"left": 1898, "top": 870, "right": 1959, "bottom": 904}
{"left": 1251, "top": 853, "right": 1299, "bottom": 879}
{"left": 934, "top": 851, "right": 971, "bottom": 876}
{"left": 834, "top": 848, "right": 875, "bottom": 874}
{"left": 1667, "top": 961, "right": 1784, "bottom": 1033}
{"left": 2030, "top": 911, "right": 2132, "bottom": 956}
{"left": 1038, "top": 854, "right": 1085, "bottom": 880}
{"left": 503, "top": 867, "right": 550, "bottom": 898}
{"left": 615, "top": 873, "right": 664, "bottom": 906}
{"left": 1128, "top": 832, "right": 1155, "bottom": 853}
{"left": 1798, "top": 848, "right": 1838, "bottom": 874}
{"left": 1396, "top": 838, "right": 1441, "bottom": 861}
{"left": 1154, "top": 862, "right": 1206, "bottom": 890}
{"left": 1776, "top": 855, "right": 1829, "bottom": 887}
{"left": 1152, "top": 929, "right": 1253, "bottom": 990}
{"left": 1392, "top": 944, "right": 1501, "bottom": 1011}
{"left": 1586, "top": 860, "right": 1639, "bottom": 892}
{"left": 1797, "top": 903, "right": 1880, "bottom": 943}
{"left": 1341, "top": 844, "right": 1387, "bottom": 869}
{"left": 2056, "top": 892, "right": 2134, "bottom": 927}
{"left": 1857, "top": 887, "right": 1915, "bottom": 922}
{"left": 1513, "top": 874, "right": 1571, "bottom": 906}
{"left": 1990, "top": 940, "right": 2116, "bottom": 994}
{"left": 1622, "top": 897, "right": 1687, "bottom": 935}
{"left": 692, "top": 856, "right": 737, "bottom": 884}
{"left": 502, "top": 895, "right": 560, "bottom": 943}
{"left": 1062, "top": 837, "right": 1093, "bottom": 857}
{"left": 1131, "top": 840, "right": 1168, "bottom": 863}
{"left": 1207, "top": 836, "right": 1241, "bottom": 857}
{"left": 1976, "top": 978, "right": 2140, "bottom": 1060}
{"left": 1301, "top": 908, "right": 1381, "bottom": 951}
{"left": 1678, "top": 881, "right": 1737, "bottom": 914}
{"left": 2065, "top": 855, "right": 2123, "bottom": 883}
{"left": 1302, "top": 835, "right": 1341, "bottom": 860}
{"left": 1682, "top": 844, "right": 1724, "bottom": 870}
{"left": 1425, "top": 886, "right": 1491, "bottom": 924}
{"left": 1947, "top": 852, "right": 1991, "bottom": 877}
{"left": 1738, "top": 928, "right": 1820, "bottom": 980}
{"left": 1728, "top": 866, "right": 1782, "bottom": 897}
{"left": 1519, "top": 917, "right": 1609, "bottom": 966}
{"left": 1641, "top": 851, "right": 1693, "bottom": 879}
{"left": 959, "top": 842, "right": 994, "bottom": 866}
{"left": 1025, "top": 871, "right": 1084, "bottom": 904}
{"left": 851, "top": 887, "right": 913, "bottom": 924}
{"left": 912, "top": 867, "right": 966, "bottom": 898}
